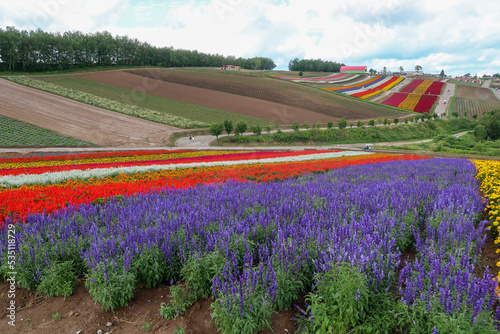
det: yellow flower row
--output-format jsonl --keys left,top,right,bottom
{"left": 414, "top": 80, "right": 434, "bottom": 94}
{"left": 471, "top": 159, "right": 500, "bottom": 296}
{"left": 398, "top": 93, "right": 421, "bottom": 111}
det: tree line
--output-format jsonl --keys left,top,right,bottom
{"left": 288, "top": 58, "right": 344, "bottom": 72}
{"left": 0, "top": 26, "right": 276, "bottom": 72}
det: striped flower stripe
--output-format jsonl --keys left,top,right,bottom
{"left": 0, "top": 151, "right": 314, "bottom": 176}
{"left": 0, "top": 151, "right": 363, "bottom": 188}
{"left": 346, "top": 76, "right": 396, "bottom": 96}
{"left": 323, "top": 76, "right": 382, "bottom": 91}
{"left": 0, "top": 150, "right": 250, "bottom": 171}
{"left": 0, "top": 153, "right": 430, "bottom": 223}
{"left": 0, "top": 149, "right": 194, "bottom": 164}
{"left": 352, "top": 76, "right": 403, "bottom": 99}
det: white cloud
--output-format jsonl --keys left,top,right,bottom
{"left": 1, "top": 0, "right": 500, "bottom": 75}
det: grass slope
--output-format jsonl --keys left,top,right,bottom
{"left": 0, "top": 115, "right": 96, "bottom": 147}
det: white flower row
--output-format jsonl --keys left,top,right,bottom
{"left": 6, "top": 76, "right": 208, "bottom": 129}
{"left": 0, "top": 151, "right": 373, "bottom": 187}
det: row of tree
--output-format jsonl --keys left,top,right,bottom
{"left": 288, "top": 58, "right": 344, "bottom": 72}
{"left": 0, "top": 26, "right": 276, "bottom": 72}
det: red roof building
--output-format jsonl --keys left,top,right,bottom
{"left": 340, "top": 66, "right": 367, "bottom": 73}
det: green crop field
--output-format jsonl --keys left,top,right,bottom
{"left": 0, "top": 115, "right": 96, "bottom": 147}
{"left": 448, "top": 97, "right": 500, "bottom": 119}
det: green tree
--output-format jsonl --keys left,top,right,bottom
{"left": 234, "top": 121, "right": 247, "bottom": 135}
{"left": 439, "top": 69, "right": 445, "bottom": 78}
{"left": 474, "top": 124, "right": 487, "bottom": 141}
{"left": 452, "top": 112, "right": 459, "bottom": 118}
{"left": 298, "top": 70, "right": 303, "bottom": 77}
{"left": 327, "top": 121, "right": 333, "bottom": 129}
{"left": 368, "top": 119, "right": 375, "bottom": 127}
{"left": 209, "top": 123, "right": 224, "bottom": 138}
{"left": 291, "top": 121, "right": 300, "bottom": 131}
{"left": 250, "top": 124, "right": 262, "bottom": 136}
{"left": 394, "top": 118, "right": 399, "bottom": 125}
{"left": 303, "top": 121, "right": 310, "bottom": 129}
{"left": 357, "top": 120, "right": 364, "bottom": 127}
{"left": 337, "top": 118, "right": 347, "bottom": 129}
{"left": 223, "top": 120, "right": 234, "bottom": 136}
{"left": 399, "top": 66, "right": 404, "bottom": 73}
{"left": 415, "top": 65, "right": 422, "bottom": 73}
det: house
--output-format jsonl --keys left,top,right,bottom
{"left": 340, "top": 66, "right": 367, "bottom": 74}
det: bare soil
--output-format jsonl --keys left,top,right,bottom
{"left": 0, "top": 280, "right": 298, "bottom": 334}
{"left": 0, "top": 79, "right": 180, "bottom": 147}
{"left": 76, "top": 71, "right": 338, "bottom": 124}
{"left": 456, "top": 85, "right": 499, "bottom": 101}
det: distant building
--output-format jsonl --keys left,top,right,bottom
{"left": 221, "top": 65, "right": 241, "bottom": 70}
{"left": 340, "top": 66, "right": 367, "bottom": 74}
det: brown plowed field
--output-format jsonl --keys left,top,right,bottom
{"left": 456, "top": 85, "right": 499, "bottom": 101}
{"left": 77, "top": 71, "right": 334, "bottom": 124}
{"left": 117, "top": 69, "right": 404, "bottom": 120}
{"left": 0, "top": 79, "right": 178, "bottom": 147}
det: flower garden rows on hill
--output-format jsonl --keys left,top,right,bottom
{"left": 1, "top": 150, "right": 500, "bottom": 332}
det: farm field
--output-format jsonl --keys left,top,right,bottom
{"left": 1, "top": 149, "right": 500, "bottom": 333}
{"left": 0, "top": 115, "right": 95, "bottom": 147}
{"left": 456, "top": 85, "right": 499, "bottom": 101}
{"left": 33, "top": 75, "right": 271, "bottom": 127}
{"left": 118, "top": 68, "right": 406, "bottom": 120}
{"left": 448, "top": 97, "right": 500, "bottom": 118}
{"left": 0, "top": 79, "right": 179, "bottom": 147}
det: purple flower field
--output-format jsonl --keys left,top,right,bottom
{"left": 1, "top": 158, "right": 498, "bottom": 332}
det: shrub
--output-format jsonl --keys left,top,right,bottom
{"left": 291, "top": 121, "right": 300, "bottom": 131}
{"left": 337, "top": 118, "right": 347, "bottom": 129}
{"left": 37, "top": 261, "right": 77, "bottom": 298}
{"left": 327, "top": 121, "right": 333, "bottom": 129}
{"left": 251, "top": 124, "right": 262, "bottom": 136}
{"left": 368, "top": 120, "right": 375, "bottom": 127}
{"left": 357, "top": 121, "right": 364, "bottom": 128}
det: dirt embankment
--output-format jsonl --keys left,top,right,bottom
{"left": 0, "top": 79, "right": 179, "bottom": 147}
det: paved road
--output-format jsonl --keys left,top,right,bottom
{"left": 483, "top": 79, "right": 500, "bottom": 100}
{"left": 434, "top": 80, "right": 455, "bottom": 117}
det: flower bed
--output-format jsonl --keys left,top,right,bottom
{"left": 472, "top": 159, "right": 500, "bottom": 296}
{"left": 425, "top": 81, "right": 445, "bottom": 95}
{"left": 0, "top": 150, "right": 421, "bottom": 223}
{"left": 1, "top": 157, "right": 498, "bottom": 333}
{"left": 400, "top": 79, "right": 424, "bottom": 93}
{"left": 413, "top": 94, "right": 439, "bottom": 113}
{"left": 381, "top": 92, "right": 409, "bottom": 107}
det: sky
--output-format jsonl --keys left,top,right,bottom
{"left": 1, "top": 0, "right": 500, "bottom": 76}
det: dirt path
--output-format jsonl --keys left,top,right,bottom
{"left": 0, "top": 79, "right": 180, "bottom": 147}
